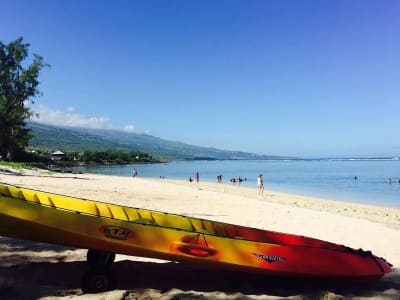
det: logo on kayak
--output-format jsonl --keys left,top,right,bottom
{"left": 253, "top": 253, "right": 284, "bottom": 263}
{"left": 100, "top": 226, "right": 133, "bottom": 240}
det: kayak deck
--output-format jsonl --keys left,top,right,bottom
{"left": 0, "top": 183, "right": 344, "bottom": 248}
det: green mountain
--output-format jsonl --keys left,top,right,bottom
{"left": 28, "top": 122, "right": 293, "bottom": 161}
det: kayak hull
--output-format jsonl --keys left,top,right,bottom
{"left": 0, "top": 183, "right": 392, "bottom": 282}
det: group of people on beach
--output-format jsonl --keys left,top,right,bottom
{"left": 217, "top": 174, "right": 247, "bottom": 184}
{"left": 188, "top": 171, "right": 265, "bottom": 195}
{"left": 188, "top": 172, "right": 200, "bottom": 183}
{"left": 132, "top": 167, "right": 266, "bottom": 194}
{"left": 229, "top": 176, "right": 246, "bottom": 183}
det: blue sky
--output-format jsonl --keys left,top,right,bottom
{"left": 2, "top": 0, "right": 400, "bottom": 158}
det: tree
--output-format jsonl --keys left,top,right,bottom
{"left": 0, "top": 37, "right": 49, "bottom": 161}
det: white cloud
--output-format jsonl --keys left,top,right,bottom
{"left": 29, "top": 104, "right": 145, "bottom": 133}
{"left": 66, "top": 106, "right": 75, "bottom": 113}
{"left": 123, "top": 125, "right": 136, "bottom": 132}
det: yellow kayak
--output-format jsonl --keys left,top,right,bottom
{"left": 0, "top": 183, "right": 392, "bottom": 293}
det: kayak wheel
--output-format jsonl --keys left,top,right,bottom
{"left": 81, "top": 266, "right": 116, "bottom": 293}
{"left": 87, "top": 249, "right": 116, "bottom": 267}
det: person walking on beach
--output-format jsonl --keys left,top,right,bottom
{"left": 195, "top": 171, "right": 199, "bottom": 183}
{"left": 257, "top": 174, "right": 264, "bottom": 195}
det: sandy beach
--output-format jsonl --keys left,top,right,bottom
{"left": 0, "top": 166, "right": 399, "bottom": 299}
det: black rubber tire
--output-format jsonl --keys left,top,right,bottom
{"left": 81, "top": 266, "right": 117, "bottom": 293}
{"left": 87, "top": 249, "right": 116, "bottom": 267}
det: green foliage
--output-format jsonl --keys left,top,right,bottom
{"left": 80, "top": 149, "right": 157, "bottom": 164}
{"left": 0, "top": 160, "right": 47, "bottom": 170}
{"left": 0, "top": 37, "right": 49, "bottom": 161}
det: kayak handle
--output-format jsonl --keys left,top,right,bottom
{"left": 174, "top": 242, "right": 217, "bottom": 257}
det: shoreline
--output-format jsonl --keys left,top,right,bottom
{"left": 0, "top": 166, "right": 399, "bottom": 299}
{"left": 1, "top": 165, "right": 399, "bottom": 230}
{"left": 166, "top": 178, "right": 400, "bottom": 231}
{"left": 54, "top": 164, "right": 400, "bottom": 209}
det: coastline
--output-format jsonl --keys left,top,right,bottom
{"left": 0, "top": 166, "right": 399, "bottom": 299}
{"left": 63, "top": 158, "right": 400, "bottom": 209}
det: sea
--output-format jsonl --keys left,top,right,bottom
{"left": 69, "top": 159, "right": 400, "bottom": 208}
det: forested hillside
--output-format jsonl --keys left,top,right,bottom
{"left": 28, "top": 122, "right": 292, "bottom": 161}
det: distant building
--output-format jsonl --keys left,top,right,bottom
{"left": 50, "top": 150, "right": 65, "bottom": 161}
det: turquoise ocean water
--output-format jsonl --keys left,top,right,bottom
{"left": 70, "top": 159, "right": 400, "bottom": 208}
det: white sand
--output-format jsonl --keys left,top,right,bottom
{"left": 0, "top": 166, "right": 399, "bottom": 299}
